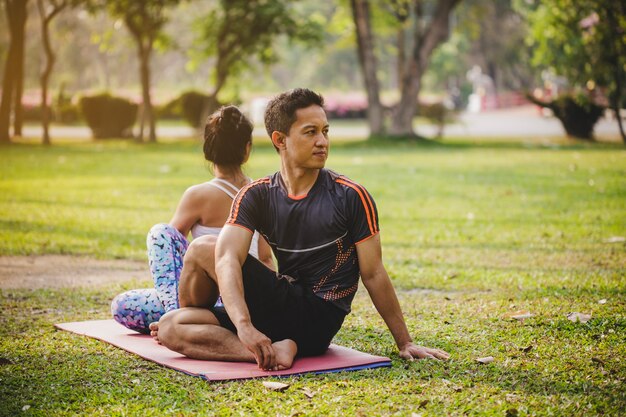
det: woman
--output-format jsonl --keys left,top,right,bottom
{"left": 111, "top": 105, "right": 273, "bottom": 334}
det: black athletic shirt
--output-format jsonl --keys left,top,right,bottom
{"left": 226, "top": 168, "right": 379, "bottom": 313}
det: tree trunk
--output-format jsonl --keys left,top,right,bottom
{"left": 133, "top": 41, "right": 156, "bottom": 143}
{"left": 397, "top": 27, "right": 405, "bottom": 94}
{"left": 606, "top": 2, "right": 626, "bottom": 144}
{"left": 390, "top": 0, "right": 461, "bottom": 137}
{"left": 0, "top": 34, "right": 16, "bottom": 144}
{"left": 12, "top": 0, "right": 28, "bottom": 137}
{"left": 38, "top": 0, "right": 65, "bottom": 146}
{"left": 350, "top": 0, "right": 384, "bottom": 136}
{"left": 141, "top": 45, "right": 156, "bottom": 143}
{"left": 0, "top": 0, "right": 29, "bottom": 143}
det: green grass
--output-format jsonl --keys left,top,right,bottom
{"left": 1, "top": 138, "right": 625, "bottom": 416}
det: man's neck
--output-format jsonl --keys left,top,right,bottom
{"left": 279, "top": 164, "right": 321, "bottom": 197}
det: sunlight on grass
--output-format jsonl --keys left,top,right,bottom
{"left": 1, "top": 138, "right": 624, "bottom": 415}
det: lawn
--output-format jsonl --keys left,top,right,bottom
{"left": 0, "top": 137, "right": 625, "bottom": 416}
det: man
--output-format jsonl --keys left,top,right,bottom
{"left": 154, "top": 88, "right": 449, "bottom": 370}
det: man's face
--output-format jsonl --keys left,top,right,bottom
{"left": 284, "top": 105, "right": 329, "bottom": 170}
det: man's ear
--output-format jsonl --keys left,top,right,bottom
{"left": 271, "top": 131, "right": 286, "bottom": 150}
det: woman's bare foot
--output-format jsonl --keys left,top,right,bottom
{"left": 149, "top": 321, "right": 161, "bottom": 344}
{"left": 272, "top": 339, "right": 297, "bottom": 370}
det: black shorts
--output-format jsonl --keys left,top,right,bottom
{"left": 210, "top": 255, "right": 346, "bottom": 357}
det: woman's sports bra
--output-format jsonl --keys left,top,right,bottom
{"left": 190, "top": 178, "right": 260, "bottom": 259}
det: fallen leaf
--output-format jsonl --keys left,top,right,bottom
{"left": 592, "top": 357, "right": 605, "bottom": 365}
{"left": 418, "top": 399, "right": 429, "bottom": 409}
{"left": 476, "top": 356, "right": 495, "bottom": 364}
{"left": 22, "top": 405, "right": 31, "bottom": 411}
{"left": 511, "top": 313, "right": 534, "bottom": 321}
{"left": 262, "top": 381, "right": 290, "bottom": 391}
{"left": 504, "top": 310, "right": 534, "bottom": 320}
{"left": 521, "top": 345, "right": 533, "bottom": 353}
{"left": 567, "top": 312, "right": 592, "bottom": 323}
{"left": 131, "top": 379, "right": 140, "bottom": 385}
{"left": 598, "top": 299, "right": 607, "bottom": 304}
{"left": 301, "top": 388, "right": 315, "bottom": 399}
{"left": 0, "top": 358, "right": 12, "bottom": 366}
{"left": 603, "top": 236, "right": 625, "bottom": 243}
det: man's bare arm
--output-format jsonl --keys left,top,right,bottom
{"left": 215, "top": 225, "right": 277, "bottom": 369}
{"left": 357, "top": 234, "right": 450, "bottom": 360}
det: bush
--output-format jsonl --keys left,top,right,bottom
{"left": 527, "top": 93, "right": 605, "bottom": 140}
{"left": 79, "top": 93, "right": 138, "bottom": 139}
{"left": 22, "top": 105, "right": 43, "bottom": 122}
{"left": 156, "top": 96, "right": 183, "bottom": 121}
{"left": 550, "top": 94, "right": 605, "bottom": 140}
{"left": 54, "top": 89, "right": 82, "bottom": 124}
{"left": 55, "top": 102, "right": 82, "bottom": 124}
{"left": 179, "top": 91, "right": 219, "bottom": 128}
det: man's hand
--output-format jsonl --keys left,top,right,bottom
{"left": 238, "top": 323, "right": 277, "bottom": 370}
{"left": 399, "top": 342, "right": 450, "bottom": 361}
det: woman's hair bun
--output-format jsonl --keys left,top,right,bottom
{"left": 203, "top": 105, "right": 253, "bottom": 166}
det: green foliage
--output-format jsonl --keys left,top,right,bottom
{"left": 527, "top": 92, "right": 605, "bottom": 140}
{"left": 549, "top": 94, "right": 605, "bottom": 139}
{"left": 178, "top": 90, "right": 217, "bottom": 128}
{"left": 0, "top": 139, "right": 624, "bottom": 414}
{"left": 522, "top": 0, "right": 625, "bottom": 96}
{"left": 78, "top": 93, "right": 138, "bottom": 139}
{"left": 54, "top": 86, "right": 82, "bottom": 124}
{"left": 192, "top": 0, "right": 324, "bottom": 99}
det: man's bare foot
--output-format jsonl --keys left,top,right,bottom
{"left": 149, "top": 321, "right": 161, "bottom": 344}
{"left": 272, "top": 339, "right": 297, "bottom": 370}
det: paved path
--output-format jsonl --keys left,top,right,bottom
{"left": 20, "top": 105, "right": 622, "bottom": 141}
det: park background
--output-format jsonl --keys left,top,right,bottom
{"left": 1, "top": 0, "right": 625, "bottom": 416}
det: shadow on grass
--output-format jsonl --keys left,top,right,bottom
{"left": 328, "top": 135, "right": 625, "bottom": 152}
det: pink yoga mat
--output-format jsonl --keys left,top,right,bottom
{"left": 55, "top": 320, "right": 392, "bottom": 381}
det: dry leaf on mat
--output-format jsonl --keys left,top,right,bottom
{"left": 301, "top": 388, "right": 315, "bottom": 399}
{"left": 598, "top": 299, "right": 607, "bottom": 304}
{"left": 567, "top": 312, "right": 592, "bottom": 323}
{"left": 262, "top": 381, "right": 290, "bottom": 391}
{"left": 476, "top": 356, "right": 495, "bottom": 364}
{"left": 603, "top": 236, "right": 625, "bottom": 243}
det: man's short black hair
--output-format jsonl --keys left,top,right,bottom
{"left": 264, "top": 88, "right": 325, "bottom": 138}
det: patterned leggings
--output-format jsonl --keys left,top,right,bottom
{"left": 110, "top": 223, "right": 189, "bottom": 334}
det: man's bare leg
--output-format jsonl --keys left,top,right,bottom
{"left": 157, "top": 307, "right": 297, "bottom": 369}
{"left": 178, "top": 235, "right": 221, "bottom": 308}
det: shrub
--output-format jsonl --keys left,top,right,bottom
{"left": 179, "top": 91, "right": 219, "bottom": 128}
{"left": 54, "top": 89, "right": 82, "bottom": 124}
{"left": 550, "top": 94, "right": 605, "bottom": 140}
{"left": 79, "top": 93, "right": 138, "bottom": 139}
{"left": 55, "top": 102, "right": 82, "bottom": 124}
{"left": 156, "top": 96, "right": 183, "bottom": 121}
{"left": 22, "top": 105, "right": 43, "bottom": 122}
{"left": 527, "top": 93, "right": 605, "bottom": 140}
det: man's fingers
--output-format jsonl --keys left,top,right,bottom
{"left": 434, "top": 349, "right": 450, "bottom": 360}
{"left": 261, "top": 345, "right": 277, "bottom": 370}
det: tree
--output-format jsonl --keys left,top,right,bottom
{"left": 455, "top": 0, "right": 533, "bottom": 92}
{"left": 97, "top": 0, "right": 179, "bottom": 143}
{"left": 522, "top": 0, "right": 626, "bottom": 142}
{"left": 351, "top": 0, "right": 462, "bottom": 138}
{"left": 0, "top": 0, "right": 29, "bottom": 144}
{"left": 194, "top": 0, "right": 323, "bottom": 118}
{"left": 37, "top": 0, "right": 67, "bottom": 146}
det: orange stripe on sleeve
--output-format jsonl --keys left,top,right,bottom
{"left": 227, "top": 178, "right": 270, "bottom": 224}
{"left": 336, "top": 178, "right": 375, "bottom": 235}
